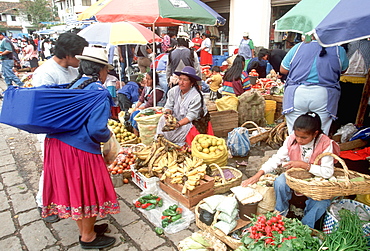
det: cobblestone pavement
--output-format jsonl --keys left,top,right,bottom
{"left": 0, "top": 79, "right": 276, "bottom": 251}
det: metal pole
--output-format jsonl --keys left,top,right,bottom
{"left": 152, "top": 23, "right": 157, "bottom": 107}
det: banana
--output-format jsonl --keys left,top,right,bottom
{"left": 187, "top": 179, "right": 199, "bottom": 186}
{"left": 142, "top": 142, "right": 158, "bottom": 166}
{"left": 181, "top": 185, "right": 187, "bottom": 194}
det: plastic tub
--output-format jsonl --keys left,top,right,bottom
{"left": 238, "top": 201, "right": 258, "bottom": 221}
{"left": 265, "top": 100, "right": 277, "bottom": 124}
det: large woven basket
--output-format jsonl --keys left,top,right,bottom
{"left": 178, "top": 230, "right": 227, "bottom": 251}
{"left": 241, "top": 121, "right": 270, "bottom": 145}
{"left": 209, "top": 163, "right": 242, "bottom": 194}
{"left": 285, "top": 152, "right": 370, "bottom": 201}
{"left": 195, "top": 200, "right": 244, "bottom": 250}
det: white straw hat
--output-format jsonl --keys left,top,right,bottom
{"left": 76, "top": 47, "right": 114, "bottom": 70}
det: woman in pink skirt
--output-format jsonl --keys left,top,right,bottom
{"left": 41, "top": 47, "right": 120, "bottom": 249}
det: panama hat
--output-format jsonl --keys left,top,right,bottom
{"left": 243, "top": 32, "right": 249, "bottom": 37}
{"left": 76, "top": 47, "right": 114, "bottom": 70}
{"left": 174, "top": 66, "right": 201, "bottom": 81}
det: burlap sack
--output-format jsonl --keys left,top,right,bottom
{"left": 255, "top": 185, "right": 276, "bottom": 214}
{"left": 237, "top": 90, "right": 266, "bottom": 127}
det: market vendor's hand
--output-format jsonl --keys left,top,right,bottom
{"left": 241, "top": 176, "right": 260, "bottom": 187}
{"left": 284, "top": 160, "right": 307, "bottom": 170}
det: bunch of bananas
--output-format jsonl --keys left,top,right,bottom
{"left": 133, "top": 135, "right": 190, "bottom": 177}
{"left": 162, "top": 114, "right": 177, "bottom": 132}
{"left": 160, "top": 156, "right": 208, "bottom": 194}
{"left": 266, "top": 121, "right": 288, "bottom": 147}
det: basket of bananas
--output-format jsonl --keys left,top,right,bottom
{"left": 209, "top": 163, "right": 242, "bottom": 194}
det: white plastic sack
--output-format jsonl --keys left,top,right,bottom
{"left": 227, "top": 127, "right": 250, "bottom": 157}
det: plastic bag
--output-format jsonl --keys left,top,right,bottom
{"left": 215, "top": 95, "right": 239, "bottom": 111}
{"left": 227, "top": 127, "right": 250, "bottom": 157}
{"left": 191, "top": 134, "right": 228, "bottom": 167}
{"left": 203, "top": 194, "right": 226, "bottom": 212}
{"left": 216, "top": 196, "right": 238, "bottom": 216}
{"left": 334, "top": 123, "right": 358, "bottom": 143}
{"left": 213, "top": 220, "right": 237, "bottom": 235}
{"left": 217, "top": 209, "right": 238, "bottom": 224}
{"left": 134, "top": 109, "right": 163, "bottom": 145}
{"left": 102, "top": 134, "right": 120, "bottom": 165}
{"left": 133, "top": 187, "right": 194, "bottom": 234}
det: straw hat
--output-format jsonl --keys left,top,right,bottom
{"left": 76, "top": 47, "right": 114, "bottom": 70}
{"left": 243, "top": 32, "right": 249, "bottom": 37}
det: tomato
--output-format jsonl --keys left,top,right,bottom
{"left": 111, "top": 170, "right": 117, "bottom": 175}
{"left": 122, "top": 163, "right": 128, "bottom": 168}
{"left": 117, "top": 169, "right": 123, "bottom": 174}
{"left": 128, "top": 161, "right": 134, "bottom": 165}
{"left": 123, "top": 178, "right": 129, "bottom": 184}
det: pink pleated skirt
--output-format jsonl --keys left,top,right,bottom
{"left": 42, "top": 138, "right": 120, "bottom": 220}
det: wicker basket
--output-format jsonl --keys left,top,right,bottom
{"left": 209, "top": 163, "right": 242, "bottom": 194}
{"left": 178, "top": 230, "right": 227, "bottom": 251}
{"left": 285, "top": 152, "right": 370, "bottom": 201}
{"left": 241, "top": 121, "right": 270, "bottom": 145}
{"left": 195, "top": 200, "right": 246, "bottom": 250}
{"left": 119, "top": 137, "right": 140, "bottom": 145}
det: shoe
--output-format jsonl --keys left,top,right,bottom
{"left": 79, "top": 234, "right": 116, "bottom": 249}
{"left": 94, "top": 223, "right": 109, "bottom": 235}
{"left": 37, "top": 207, "right": 60, "bottom": 223}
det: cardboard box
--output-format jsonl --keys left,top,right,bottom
{"left": 131, "top": 167, "right": 159, "bottom": 191}
{"left": 210, "top": 110, "right": 239, "bottom": 138}
{"left": 159, "top": 175, "right": 215, "bottom": 209}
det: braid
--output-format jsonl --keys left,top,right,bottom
{"left": 193, "top": 82, "right": 204, "bottom": 117}
{"left": 65, "top": 70, "right": 83, "bottom": 89}
{"left": 76, "top": 72, "right": 100, "bottom": 89}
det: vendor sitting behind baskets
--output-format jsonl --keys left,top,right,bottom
{"left": 156, "top": 66, "right": 213, "bottom": 146}
{"left": 242, "top": 112, "right": 340, "bottom": 228}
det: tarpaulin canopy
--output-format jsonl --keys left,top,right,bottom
{"left": 77, "top": 0, "right": 226, "bottom": 27}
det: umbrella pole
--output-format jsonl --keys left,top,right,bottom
{"left": 152, "top": 23, "right": 157, "bottom": 107}
{"left": 125, "top": 45, "right": 130, "bottom": 83}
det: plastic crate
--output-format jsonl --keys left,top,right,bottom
{"left": 130, "top": 165, "right": 159, "bottom": 191}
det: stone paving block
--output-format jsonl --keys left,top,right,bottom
{"left": 124, "top": 220, "right": 166, "bottom": 250}
{"left": 0, "top": 154, "right": 16, "bottom": 167}
{"left": 2, "top": 170, "right": 24, "bottom": 187}
{"left": 109, "top": 243, "right": 139, "bottom": 251}
{"left": 10, "top": 192, "right": 38, "bottom": 214}
{"left": 0, "top": 236, "right": 23, "bottom": 250}
{"left": 0, "top": 137, "right": 9, "bottom": 151}
{"left": 18, "top": 208, "right": 40, "bottom": 226}
{"left": 111, "top": 200, "right": 140, "bottom": 226}
{"left": 115, "top": 183, "right": 141, "bottom": 202}
{"left": 3, "top": 126, "right": 19, "bottom": 135}
{"left": 166, "top": 228, "right": 193, "bottom": 247}
{"left": 68, "top": 244, "right": 99, "bottom": 251}
{"left": 53, "top": 218, "right": 80, "bottom": 246}
{"left": 0, "top": 181, "right": 3, "bottom": 191}
{"left": 0, "top": 163, "right": 17, "bottom": 173}
{"left": 7, "top": 183, "right": 27, "bottom": 195}
{"left": 264, "top": 150, "right": 278, "bottom": 157}
{"left": 44, "top": 246, "right": 63, "bottom": 251}
{"left": 0, "top": 211, "right": 16, "bottom": 237}
{"left": 20, "top": 221, "right": 56, "bottom": 251}
{"left": 153, "top": 245, "right": 176, "bottom": 250}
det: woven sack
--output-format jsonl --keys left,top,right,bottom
{"left": 226, "top": 127, "right": 250, "bottom": 157}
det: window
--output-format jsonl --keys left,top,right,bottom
{"left": 27, "top": 15, "right": 31, "bottom": 22}
{"left": 11, "top": 16, "right": 16, "bottom": 21}
{"left": 82, "top": 0, "right": 91, "bottom": 6}
{"left": 0, "top": 15, "right": 2, "bottom": 21}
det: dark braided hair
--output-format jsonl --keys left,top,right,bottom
{"left": 65, "top": 60, "right": 105, "bottom": 89}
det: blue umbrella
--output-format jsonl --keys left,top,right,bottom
{"left": 313, "top": 0, "right": 370, "bottom": 47}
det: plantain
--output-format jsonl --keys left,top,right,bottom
{"left": 142, "top": 142, "right": 158, "bottom": 166}
{"left": 148, "top": 146, "right": 166, "bottom": 175}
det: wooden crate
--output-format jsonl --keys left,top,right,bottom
{"left": 210, "top": 110, "right": 239, "bottom": 138}
{"left": 159, "top": 175, "right": 215, "bottom": 209}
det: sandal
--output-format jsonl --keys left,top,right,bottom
{"left": 79, "top": 234, "right": 115, "bottom": 249}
